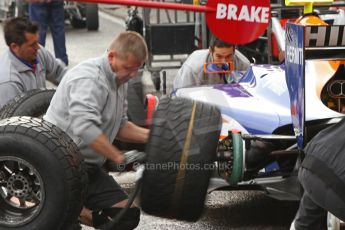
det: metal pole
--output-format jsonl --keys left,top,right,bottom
{"left": 162, "top": 70, "right": 167, "bottom": 95}
{"left": 70, "top": 0, "right": 214, "bottom": 12}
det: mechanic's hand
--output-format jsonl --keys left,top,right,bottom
{"left": 105, "top": 150, "right": 146, "bottom": 172}
{"left": 113, "top": 151, "right": 125, "bottom": 164}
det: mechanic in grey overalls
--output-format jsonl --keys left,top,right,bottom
{"left": 290, "top": 118, "right": 345, "bottom": 230}
{"left": 0, "top": 17, "right": 67, "bottom": 109}
{"left": 44, "top": 31, "right": 149, "bottom": 230}
{"left": 173, "top": 36, "right": 250, "bottom": 89}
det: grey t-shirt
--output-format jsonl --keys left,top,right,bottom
{"left": 44, "top": 54, "right": 128, "bottom": 166}
{"left": 173, "top": 49, "right": 250, "bottom": 89}
{"left": 0, "top": 47, "right": 67, "bottom": 108}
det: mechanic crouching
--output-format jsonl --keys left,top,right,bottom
{"left": 173, "top": 36, "right": 250, "bottom": 89}
{"left": 43, "top": 31, "right": 149, "bottom": 229}
{"left": 290, "top": 118, "right": 345, "bottom": 230}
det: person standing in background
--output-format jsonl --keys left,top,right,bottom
{"left": 29, "top": 0, "right": 68, "bottom": 66}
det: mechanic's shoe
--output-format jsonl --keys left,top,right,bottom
{"left": 93, "top": 207, "right": 140, "bottom": 230}
{"left": 289, "top": 220, "right": 296, "bottom": 230}
{"left": 104, "top": 150, "right": 146, "bottom": 172}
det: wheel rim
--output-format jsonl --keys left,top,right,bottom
{"left": 0, "top": 156, "right": 45, "bottom": 226}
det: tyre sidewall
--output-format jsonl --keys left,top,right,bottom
{"left": 0, "top": 135, "right": 75, "bottom": 229}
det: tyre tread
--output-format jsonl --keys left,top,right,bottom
{"left": 0, "top": 116, "right": 86, "bottom": 229}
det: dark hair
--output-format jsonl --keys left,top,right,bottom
{"left": 209, "top": 36, "right": 235, "bottom": 51}
{"left": 3, "top": 17, "right": 39, "bottom": 47}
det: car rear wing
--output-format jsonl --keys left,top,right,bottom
{"left": 304, "top": 25, "right": 345, "bottom": 60}
{"left": 285, "top": 22, "right": 345, "bottom": 149}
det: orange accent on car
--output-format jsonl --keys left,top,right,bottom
{"left": 295, "top": 15, "right": 328, "bottom": 25}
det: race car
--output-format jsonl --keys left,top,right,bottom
{"left": 0, "top": 0, "right": 344, "bottom": 229}
{"left": 140, "top": 0, "right": 345, "bottom": 226}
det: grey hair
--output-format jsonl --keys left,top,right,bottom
{"left": 109, "top": 31, "right": 148, "bottom": 62}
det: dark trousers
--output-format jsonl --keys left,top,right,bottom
{"left": 294, "top": 168, "right": 345, "bottom": 230}
{"left": 29, "top": 1, "right": 68, "bottom": 65}
{"left": 84, "top": 165, "right": 128, "bottom": 210}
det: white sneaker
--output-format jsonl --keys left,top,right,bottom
{"left": 290, "top": 220, "right": 297, "bottom": 230}
{"left": 327, "top": 212, "right": 340, "bottom": 230}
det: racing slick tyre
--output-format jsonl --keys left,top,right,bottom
{"left": 140, "top": 97, "right": 222, "bottom": 221}
{"left": 0, "top": 116, "right": 87, "bottom": 229}
{"left": 85, "top": 3, "right": 99, "bottom": 31}
{"left": 0, "top": 89, "right": 55, "bottom": 119}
